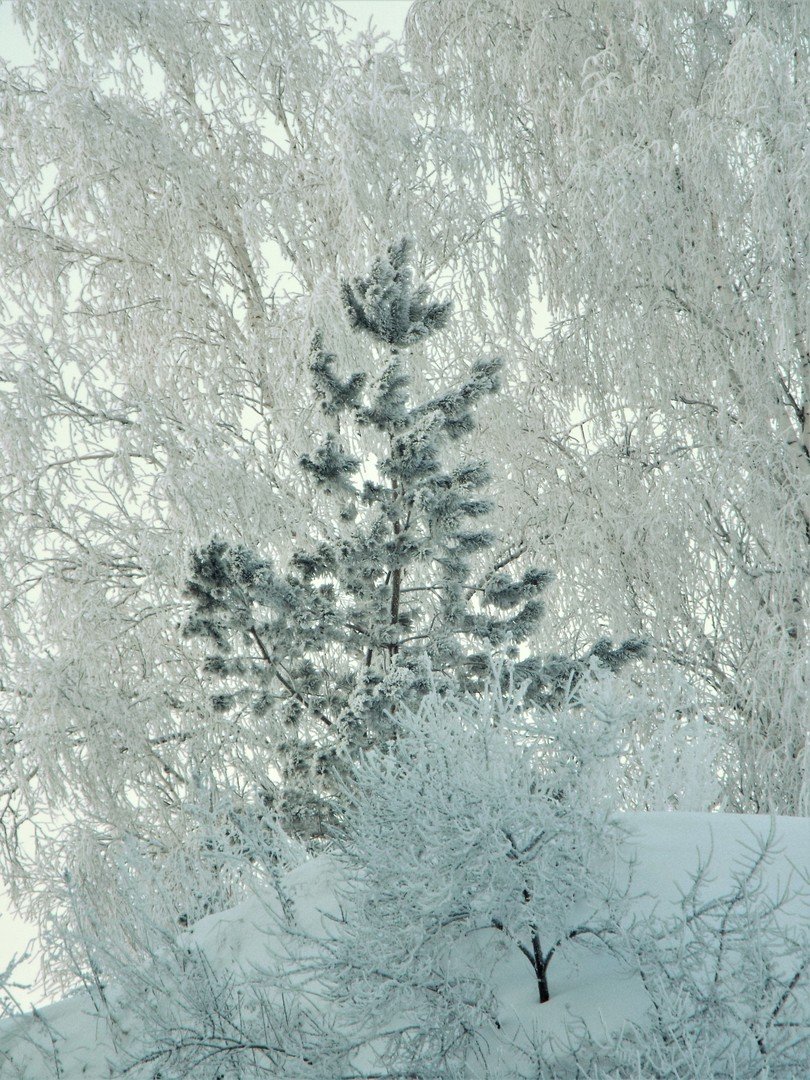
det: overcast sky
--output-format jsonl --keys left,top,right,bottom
{"left": 0, "top": 1, "right": 413, "bottom": 65}
{"left": 341, "top": 0, "right": 411, "bottom": 38}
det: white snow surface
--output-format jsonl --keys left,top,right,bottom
{"left": 0, "top": 813, "right": 807, "bottom": 1078}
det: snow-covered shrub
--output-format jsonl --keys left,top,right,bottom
{"left": 322, "top": 682, "right": 624, "bottom": 1077}
{"left": 1, "top": 688, "right": 807, "bottom": 1079}
{"left": 320, "top": 681, "right": 808, "bottom": 1078}
{"left": 114, "top": 926, "right": 343, "bottom": 1079}
{"left": 54, "top": 812, "right": 347, "bottom": 1079}
{"left": 36, "top": 782, "right": 306, "bottom": 1005}
{"left": 0, "top": 953, "right": 28, "bottom": 1021}
{"left": 535, "top": 824, "right": 810, "bottom": 1079}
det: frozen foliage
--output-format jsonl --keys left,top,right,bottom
{"left": 184, "top": 243, "right": 643, "bottom": 837}
{"left": 407, "top": 0, "right": 810, "bottom": 812}
{"left": 0, "top": 0, "right": 516, "bottom": 948}
{"left": 0, "top": 695, "right": 807, "bottom": 1077}
{"left": 341, "top": 236, "right": 452, "bottom": 347}
{"left": 536, "top": 824, "right": 810, "bottom": 1079}
{"left": 321, "top": 685, "right": 622, "bottom": 1076}
{"left": 568, "top": 669, "right": 727, "bottom": 813}
{"left": 619, "top": 831, "right": 810, "bottom": 1078}
{"left": 1, "top": 0, "right": 806, "bottom": 997}
{"left": 0, "top": 0, "right": 807, "bottom": 1062}
{"left": 0, "top": 954, "right": 28, "bottom": 1020}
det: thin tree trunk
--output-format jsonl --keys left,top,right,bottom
{"left": 531, "top": 928, "right": 550, "bottom": 1004}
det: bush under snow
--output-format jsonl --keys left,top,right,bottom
{"left": 0, "top": 690, "right": 807, "bottom": 1078}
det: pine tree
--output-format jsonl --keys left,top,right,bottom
{"left": 185, "top": 241, "right": 644, "bottom": 837}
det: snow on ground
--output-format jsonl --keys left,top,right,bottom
{"left": 0, "top": 813, "right": 807, "bottom": 1078}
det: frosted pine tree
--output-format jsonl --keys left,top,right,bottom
{"left": 185, "top": 241, "right": 644, "bottom": 837}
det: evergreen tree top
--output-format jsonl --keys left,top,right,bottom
{"left": 341, "top": 238, "right": 452, "bottom": 348}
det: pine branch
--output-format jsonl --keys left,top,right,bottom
{"left": 250, "top": 628, "right": 332, "bottom": 728}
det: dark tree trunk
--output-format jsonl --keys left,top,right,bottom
{"left": 531, "top": 929, "right": 550, "bottom": 1004}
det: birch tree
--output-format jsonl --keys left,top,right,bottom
{"left": 0, "top": 0, "right": 510, "bottom": 959}
{"left": 407, "top": 0, "right": 810, "bottom": 812}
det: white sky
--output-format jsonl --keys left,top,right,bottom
{"left": 340, "top": 0, "right": 412, "bottom": 38}
{"left": 0, "top": 0, "right": 413, "bottom": 1011}
{"left": 0, "top": 1, "right": 413, "bottom": 63}
{"left": 0, "top": 11, "right": 27, "bottom": 63}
